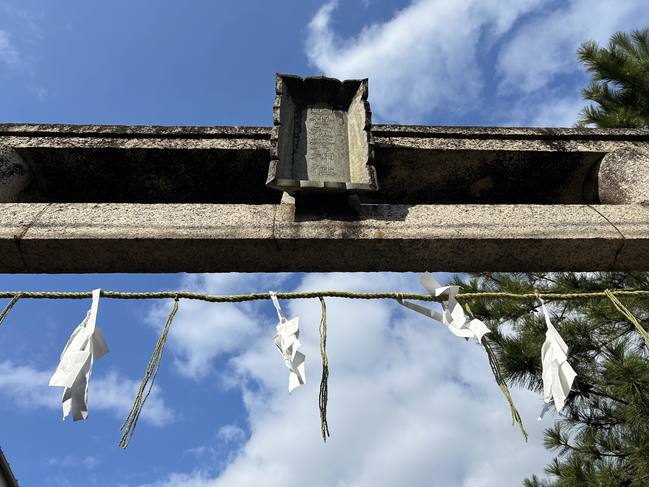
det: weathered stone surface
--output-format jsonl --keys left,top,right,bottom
{"left": 0, "top": 147, "right": 32, "bottom": 202}
{"left": 0, "top": 203, "right": 51, "bottom": 272}
{"left": 267, "top": 74, "right": 377, "bottom": 193}
{"left": 589, "top": 205, "right": 649, "bottom": 270}
{"left": 0, "top": 122, "right": 647, "bottom": 273}
{"left": 6, "top": 203, "right": 275, "bottom": 273}
{"left": 1, "top": 123, "right": 647, "bottom": 205}
{"left": 598, "top": 147, "right": 649, "bottom": 204}
{"left": 0, "top": 203, "right": 643, "bottom": 272}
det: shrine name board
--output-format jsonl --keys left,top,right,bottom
{"left": 266, "top": 74, "right": 378, "bottom": 193}
{"left": 297, "top": 107, "right": 350, "bottom": 182}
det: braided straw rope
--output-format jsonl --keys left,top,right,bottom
{"left": 1, "top": 289, "right": 649, "bottom": 302}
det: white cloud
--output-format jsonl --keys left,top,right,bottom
{"left": 504, "top": 92, "right": 586, "bottom": 128}
{"left": 305, "top": 0, "right": 545, "bottom": 122}
{"left": 497, "top": 0, "right": 649, "bottom": 94}
{"left": 217, "top": 424, "right": 246, "bottom": 444}
{"left": 90, "top": 370, "right": 175, "bottom": 427}
{"left": 146, "top": 274, "right": 289, "bottom": 380}
{"left": 144, "top": 272, "right": 556, "bottom": 487}
{"left": 47, "top": 454, "right": 99, "bottom": 470}
{"left": 305, "top": 0, "right": 649, "bottom": 126}
{"left": 527, "top": 95, "right": 586, "bottom": 128}
{"left": 0, "top": 361, "right": 174, "bottom": 426}
{"left": 0, "top": 30, "right": 19, "bottom": 68}
{"left": 0, "top": 360, "right": 58, "bottom": 409}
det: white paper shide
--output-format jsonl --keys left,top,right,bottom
{"left": 399, "top": 272, "right": 490, "bottom": 343}
{"left": 270, "top": 292, "right": 306, "bottom": 392}
{"left": 49, "top": 288, "right": 109, "bottom": 421}
{"left": 539, "top": 297, "right": 577, "bottom": 417}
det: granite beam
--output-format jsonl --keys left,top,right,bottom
{"left": 0, "top": 203, "right": 645, "bottom": 273}
{"left": 2, "top": 123, "right": 648, "bottom": 206}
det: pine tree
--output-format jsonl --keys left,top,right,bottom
{"left": 455, "top": 273, "right": 649, "bottom": 486}
{"left": 577, "top": 28, "right": 649, "bottom": 128}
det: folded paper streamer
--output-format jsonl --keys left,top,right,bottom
{"left": 49, "top": 288, "right": 109, "bottom": 421}
{"left": 270, "top": 291, "right": 306, "bottom": 392}
{"left": 399, "top": 274, "right": 528, "bottom": 441}
{"left": 538, "top": 296, "right": 577, "bottom": 419}
{"left": 399, "top": 273, "right": 490, "bottom": 343}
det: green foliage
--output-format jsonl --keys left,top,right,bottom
{"left": 577, "top": 28, "right": 649, "bottom": 128}
{"left": 455, "top": 273, "right": 649, "bottom": 486}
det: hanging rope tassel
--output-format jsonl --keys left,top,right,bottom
{"left": 119, "top": 297, "right": 179, "bottom": 448}
{"left": 465, "top": 303, "right": 528, "bottom": 442}
{"left": 318, "top": 297, "right": 330, "bottom": 442}
{"left": 482, "top": 337, "right": 528, "bottom": 442}
{"left": 0, "top": 293, "right": 21, "bottom": 326}
{"left": 605, "top": 289, "right": 649, "bottom": 347}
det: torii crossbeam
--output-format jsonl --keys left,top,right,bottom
{"left": 1, "top": 77, "right": 648, "bottom": 273}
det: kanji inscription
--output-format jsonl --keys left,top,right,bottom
{"left": 303, "top": 108, "right": 349, "bottom": 181}
{"left": 267, "top": 74, "right": 378, "bottom": 193}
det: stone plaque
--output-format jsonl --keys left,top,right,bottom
{"left": 267, "top": 74, "right": 378, "bottom": 193}
{"left": 297, "top": 107, "right": 350, "bottom": 182}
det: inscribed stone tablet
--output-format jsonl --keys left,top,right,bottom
{"left": 267, "top": 74, "right": 378, "bottom": 193}
{"left": 295, "top": 107, "right": 350, "bottom": 182}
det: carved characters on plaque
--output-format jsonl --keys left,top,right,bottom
{"left": 267, "top": 74, "right": 378, "bottom": 193}
{"left": 303, "top": 108, "right": 349, "bottom": 182}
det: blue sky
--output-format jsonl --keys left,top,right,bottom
{"left": 1, "top": 1, "right": 649, "bottom": 486}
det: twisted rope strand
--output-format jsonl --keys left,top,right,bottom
{"left": 604, "top": 289, "right": 649, "bottom": 347}
{"left": 318, "top": 297, "right": 330, "bottom": 442}
{"left": 482, "top": 337, "right": 529, "bottom": 442}
{"left": 119, "top": 297, "right": 180, "bottom": 448}
{"left": 0, "top": 293, "right": 21, "bottom": 326}
{"left": 0, "top": 289, "right": 647, "bottom": 302}
{"left": 464, "top": 303, "right": 528, "bottom": 442}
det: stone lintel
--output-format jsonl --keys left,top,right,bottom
{"left": 0, "top": 203, "right": 645, "bottom": 273}
{"left": 2, "top": 123, "right": 648, "bottom": 206}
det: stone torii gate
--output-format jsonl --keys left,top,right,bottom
{"left": 0, "top": 74, "right": 648, "bottom": 273}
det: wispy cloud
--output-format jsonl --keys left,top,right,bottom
{"left": 305, "top": 0, "right": 649, "bottom": 126}
{"left": 30, "top": 85, "right": 48, "bottom": 101}
{"left": 91, "top": 370, "right": 176, "bottom": 427}
{"left": 0, "top": 5, "right": 46, "bottom": 101}
{"left": 305, "top": 0, "right": 544, "bottom": 123}
{"left": 504, "top": 92, "right": 586, "bottom": 128}
{"left": 0, "top": 30, "right": 20, "bottom": 68}
{"left": 497, "top": 0, "right": 649, "bottom": 94}
{"left": 217, "top": 423, "right": 246, "bottom": 444}
{"left": 0, "top": 360, "right": 57, "bottom": 408}
{"left": 47, "top": 454, "right": 99, "bottom": 470}
{"left": 0, "top": 3, "right": 43, "bottom": 41}
{"left": 0, "top": 361, "right": 175, "bottom": 426}
{"left": 146, "top": 274, "right": 289, "bottom": 380}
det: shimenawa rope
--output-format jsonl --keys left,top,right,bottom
{"left": 0, "top": 286, "right": 647, "bottom": 447}
{"left": 1, "top": 289, "right": 649, "bottom": 303}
